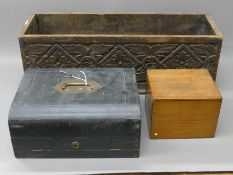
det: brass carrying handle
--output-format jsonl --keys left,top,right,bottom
{"left": 62, "top": 82, "right": 91, "bottom": 90}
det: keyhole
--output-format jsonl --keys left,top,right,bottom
{"left": 71, "top": 141, "right": 80, "bottom": 149}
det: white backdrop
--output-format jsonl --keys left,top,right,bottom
{"left": 0, "top": 0, "right": 233, "bottom": 174}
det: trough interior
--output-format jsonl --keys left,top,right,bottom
{"left": 24, "top": 14, "right": 215, "bottom": 35}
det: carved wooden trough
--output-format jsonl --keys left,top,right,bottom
{"left": 19, "top": 13, "right": 223, "bottom": 92}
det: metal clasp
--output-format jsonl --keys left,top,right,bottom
{"left": 62, "top": 82, "right": 91, "bottom": 90}
{"left": 55, "top": 70, "right": 102, "bottom": 94}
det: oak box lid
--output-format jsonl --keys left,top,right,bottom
{"left": 147, "top": 69, "right": 222, "bottom": 100}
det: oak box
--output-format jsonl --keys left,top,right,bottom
{"left": 19, "top": 13, "right": 223, "bottom": 93}
{"left": 146, "top": 69, "right": 222, "bottom": 139}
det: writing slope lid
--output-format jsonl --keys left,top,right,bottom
{"left": 9, "top": 68, "right": 141, "bottom": 137}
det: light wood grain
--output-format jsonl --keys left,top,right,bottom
{"left": 147, "top": 69, "right": 222, "bottom": 139}
{"left": 147, "top": 69, "right": 222, "bottom": 100}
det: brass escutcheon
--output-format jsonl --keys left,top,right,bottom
{"left": 71, "top": 141, "right": 80, "bottom": 149}
{"left": 55, "top": 80, "right": 102, "bottom": 94}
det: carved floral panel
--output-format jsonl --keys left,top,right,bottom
{"left": 22, "top": 43, "right": 219, "bottom": 86}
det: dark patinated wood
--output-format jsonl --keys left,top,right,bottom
{"left": 8, "top": 68, "right": 141, "bottom": 158}
{"left": 18, "top": 13, "right": 223, "bottom": 93}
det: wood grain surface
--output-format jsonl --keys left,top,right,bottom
{"left": 18, "top": 14, "right": 223, "bottom": 93}
{"left": 146, "top": 69, "right": 222, "bottom": 139}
